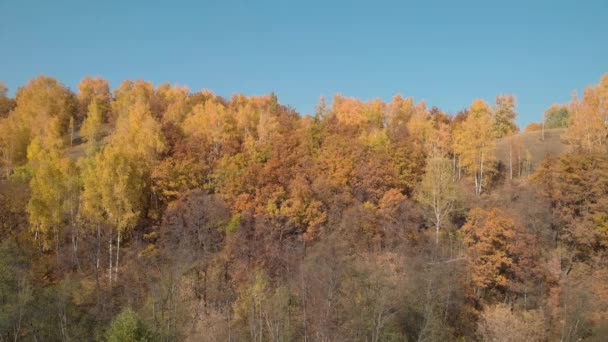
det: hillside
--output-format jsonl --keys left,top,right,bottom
{"left": 496, "top": 128, "right": 567, "bottom": 173}
{"left": 2, "top": 73, "right": 608, "bottom": 341}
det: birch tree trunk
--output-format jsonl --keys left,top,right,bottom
{"left": 479, "top": 149, "right": 484, "bottom": 196}
{"left": 115, "top": 230, "right": 121, "bottom": 281}
{"left": 509, "top": 138, "right": 513, "bottom": 180}
{"left": 109, "top": 233, "right": 113, "bottom": 286}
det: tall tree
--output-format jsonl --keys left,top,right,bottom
{"left": 80, "top": 100, "right": 105, "bottom": 154}
{"left": 454, "top": 99, "right": 496, "bottom": 195}
{"left": 493, "top": 94, "right": 518, "bottom": 138}
{"left": 81, "top": 98, "right": 164, "bottom": 282}
{"left": 544, "top": 104, "right": 570, "bottom": 129}
{"left": 0, "top": 76, "right": 75, "bottom": 166}
{"left": 153, "top": 83, "right": 189, "bottom": 123}
{"left": 76, "top": 76, "right": 110, "bottom": 123}
{"left": 416, "top": 156, "right": 459, "bottom": 244}
{"left": 26, "top": 137, "right": 70, "bottom": 252}
{"left": 111, "top": 80, "right": 154, "bottom": 124}
{"left": 182, "top": 100, "right": 240, "bottom": 158}
{"left": 533, "top": 153, "right": 608, "bottom": 255}
{"left": 0, "top": 114, "right": 29, "bottom": 173}
{"left": 461, "top": 207, "right": 541, "bottom": 298}
{"left": 563, "top": 74, "right": 608, "bottom": 152}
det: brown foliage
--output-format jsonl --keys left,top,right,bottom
{"left": 461, "top": 207, "right": 543, "bottom": 298}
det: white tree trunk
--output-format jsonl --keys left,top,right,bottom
{"left": 115, "top": 230, "right": 121, "bottom": 281}
{"left": 96, "top": 224, "right": 100, "bottom": 271}
{"left": 435, "top": 220, "right": 440, "bottom": 245}
{"left": 479, "top": 150, "right": 485, "bottom": 196}
{"left": 109, "top": 233, "right": 113, "bottom": 285}
{"left": 509, "top": 139, "right": 513, "bottom": 180}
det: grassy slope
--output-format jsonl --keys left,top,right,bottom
{"left": 65, "top": 123, "right": 112, "bottom": 160}
{"left": 495, "top": 128, "right": 567, "bottom": 172}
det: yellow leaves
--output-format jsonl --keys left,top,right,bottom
{"left": 0, "top": 114, "right": 29, "bottom": 166}
{"left": 224, "top": 213, "right": 242, "bottom": 233}
{"left": 77, "top": 76, "right": 110, "bottom": 121}
{"left": 364, "top": 98, "right": 386, "bottom": 128}
{"left": 453, "top": 99, "right": 496, "bottom": 194}
{"left": 406, "top": 105, "right": 434, "bottom": 150}
{"left": 79, "top": 156, "right": 104, "bottom": 223}
{"left": 359, "top": 130, "right": 389, "bottom": 152}
{"left": 44, "top": 116, "right": 68, "bottom": 150}
{"left": 332, "top": 94, "right": 366, "bottom": 126}
{"left": 155, "top": 83, "right": 189, "bottom": 124}
{"left": 387, "top": 94, "right": 415, "bottom": 124}
{"left": 318, "top": 137, "right": 354, "bottom": 187}
{"left": 362, "top": 201, "right": 376, "bottom": 211}
{"left": 493, "top": 94, "right": 519, "bottom": 137}
{"left": 524, "top": 122, "right": 542, "bottom": 132}
{"left": 212, "top": 153, "right": 254, "bottom": 202}
{"left": 26, "top": 137, "right": 43, "bottom": 162}
{"left": 278, "top": 176, "right": 327, "bottom": 240}
{"left": 265, "top": 200, "right": 280, "bottom": 216}
{"left": 183, "top": 100, "right": 227, "bottom": 143}
{"left": 89, "top": 145, "right": 146, "bottom": 231}
{"left": 1, "top": 76, "right": 75, "bottom": 166}
{"left": 26, "top": 137, "right": 72, "bottom": 248}
{"left": 470, "top": 98, "right": 491, "bottom": 117}
{"left": 331, "top": 94, "right": 386, "bottom": 128}
{"left": 151, "top": 156, "right": 208, "bottom": 204}
{"left": 257, "top": 110, "right": 281, "bottom": 144}
{"left": 461, "top": 208, "right": 520, "bottom": 290}
{"left": 478, "top": 304, "right": 546, "bottom": 342}
{"left": 416, "top": 157, "right": 458, "bottom": 214}
{"left": 112, "top": 99, "right": 165, "bottom": 163}
{"left": 112, "top": 80, "right": 154, "bottom": 122}
{"left": 563, "top": 75, "right": 608, "bottom": 152}
{"left": 81, "top": 100, "right": 105, "bottom": 153}
{"left": 389, "top": 143, "right": 425, "bottom": 195}
{"left": 593, "top": 212, "right": 608, "bottom": 248}
{"left": 81, "top": 96, "right": 164, "bottom": 232}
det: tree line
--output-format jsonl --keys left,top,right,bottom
{"left": 0, "top": 73, "right": 607, "bottom": 341}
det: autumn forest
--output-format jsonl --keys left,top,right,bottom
{"left": 0, "top": 73, "right": 608, "bottom": 341}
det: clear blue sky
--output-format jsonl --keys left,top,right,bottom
{"left": 1, "top": 0, "right": 607, "bottom": 127}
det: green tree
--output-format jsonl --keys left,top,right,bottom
{"left": 106, "top": 307, "right": 151, "bottom": 342}
{"left": 0, "top": 241, "right": 33, "bottom": 341}
{"left": 544, "top": 104, "right": 570, "bottom": 129}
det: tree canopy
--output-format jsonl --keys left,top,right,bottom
{"left": 0, "top": 73, "right": 607, "bottom": 341}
